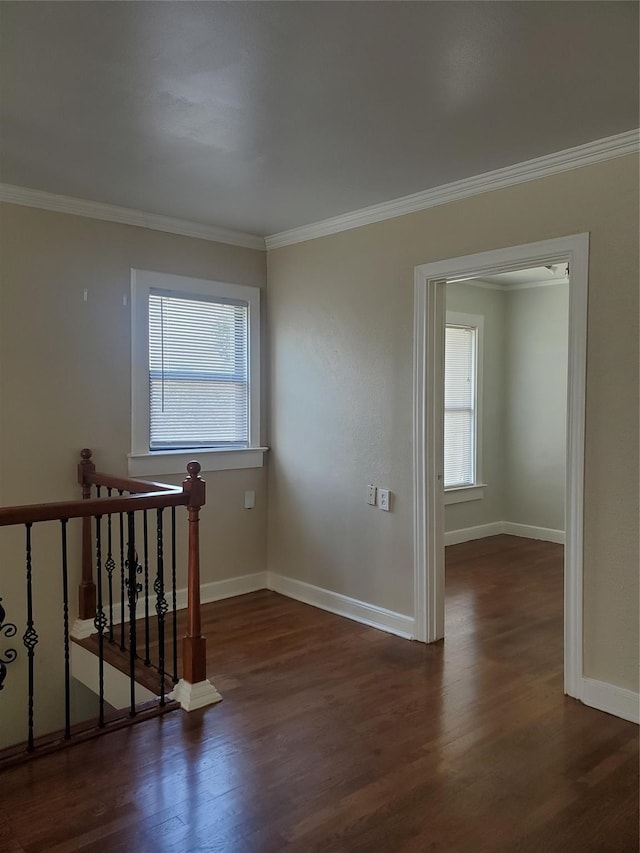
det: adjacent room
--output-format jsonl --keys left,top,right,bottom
{"left": 0, "top": 2, "right": 638, "bottom": 850}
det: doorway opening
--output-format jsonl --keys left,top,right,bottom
{"left": 412, "top": 235, "right": 588, "bottom": 700}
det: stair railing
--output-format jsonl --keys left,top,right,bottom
{"left": 0, "top": 449, "right": 220, "bottom": 766}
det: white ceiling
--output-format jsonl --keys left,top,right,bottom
{"left": 0, "top": 2, "right": 638, "bottom": 238}
{"left": 475, "top": 265, "right": 570, "bottom": 288}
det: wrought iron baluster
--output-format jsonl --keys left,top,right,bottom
{"left": 93, "top": 515, "right": 107, "bottom": 728}
{"left": 143, "top": 511, "right": 150, "bottom": 666}
{"left": 171, "top": 507, "right": 178, "bottom": 685}
{"left": 105, "top": 488, "right": 115, "bottom": 643}
{"left": 118, "top": 493, "right": 125, "bottom": 651}
{"left": 60, "top": 518, "right": 71, "bottom": 740}
{"left": 23, "top": 523, "right": 38, "bottom": 752}
{"left": 126, "top": 512, "right": 140, "bottom": 717}
{"left": 155, "top": 508, "right": 167, "bottom": 706}
{"left": 0, "top": 599, "right": 18, "bottom": 691}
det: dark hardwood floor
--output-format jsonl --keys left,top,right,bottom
{"left": 1, "top": 535, "right": 638, "bottom": 852}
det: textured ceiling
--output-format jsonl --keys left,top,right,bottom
{"left": 0, "top": 2, "right": 638, "bottom": 237}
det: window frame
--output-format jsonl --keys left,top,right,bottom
{"left": 129, "top": 269, "right": 266, "bottom": 476}
{"left": 443, "top": 310, "right": 485, "bottom": 504}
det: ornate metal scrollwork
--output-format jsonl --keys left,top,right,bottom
{"left": 153, "top": 576, "right": 168, "bottom": 617}
{"left": 125, "top": 548, "right": 143, "bottom": 602}
{"left": 0, "top": 597, "right": 18, "bottom": 690}
{"left": 93, "top": 608, "right": 108, "bottom": 634}
{"left": 105, "top": 554, "right": 116, "bottom": 578}
{"left": 22, "top": 626, "right": 38, "bottom": 650}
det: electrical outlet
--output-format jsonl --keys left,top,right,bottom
{"left": 244, "top": 490, "right": 256, "bottom": 509}
{"left": 377, "top": 488, "right": 391, "bottom": 511}
{"left": 367, "top": 484, "right": 377, "bottom": 506}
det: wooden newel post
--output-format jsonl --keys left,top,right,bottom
{"left": 182, "top": 461, "right": 207, "bottom": 684}
{"left": 77, "top": 448, "right": 96, "bottom": 620}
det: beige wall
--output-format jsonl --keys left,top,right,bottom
{"left": 0, "top": 204, "right": 267, "bottom": 746}
{"left": 267, "top": 154, "right": 639, "bottom": 693}
{"left": 504, "top": 282, "right": 569, "bottom": 530}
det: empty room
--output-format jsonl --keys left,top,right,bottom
{"left": 0, "top": 2, "right": 638, "bottom": 851}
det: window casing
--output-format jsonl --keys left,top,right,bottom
{"left": 444, "top": 311, "right": 484, "bottom": 502}
{"left": 130, "top": 270, "right": 265, "bottom": 476}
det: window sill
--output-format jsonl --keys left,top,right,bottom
{"left": 127, "top": 447, "right": 269, "bottom": 478}
{"left": 444, "top": 484, "right": 486, "bottom": 505}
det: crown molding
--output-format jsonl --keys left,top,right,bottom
{"left": 265, "top": 129, "right": 640, "bottom": 249}
{"left": 0, "top": 184, "right": 266, "bottom": 251}
{"left": 2, "top": 128, "right": 637, "bottom": 253}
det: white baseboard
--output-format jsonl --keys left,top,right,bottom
{"left": 109, "top": 571, "right": 269, "bottom": 626}
{"left": 111, "top": 568, "right": 413, "bottom": 640}
{"left": 200, "top": 572, "right": 269, "bottom": 606}
{"left": 267, "top": 572, "right": 415, "bottom": 639}
{"left": 580, "top": 677, "right": 639, "bottom": 724}
{"left": 444, "top": 522, "right": 503, "bottom": 546}
{"left": 444, "top": 521, "right": 565, "bottom": 546}
{"left": 501, "top": 522, "right": 565, "bottom": 544}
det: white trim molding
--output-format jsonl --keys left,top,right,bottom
{"left": 413, "top": 277, "right": 446, "bottom": 643}
{"left": 266, "top": 130, "right": 639, "bottom": 248}
{"left": 444, "top": 522, "right": 504, "bottom": 546}
{"left": 444, "top": 522, "right": 565, "bottom": 546}
{"left": 128, "top": 447, "right": 268, "bottom": 477}
{"left": 444, "top": 485, "right": 486, "bottom": 505}
{"left": 200, "top": 573, "right": 268, "bottom": 605}
{"left": 106, "top": 568, "right": 415, "bottom": 640}
{"left": 267, "top": 572, "right": 415, "bottom": 639}
{"left": 3, "top": 131, "right": 636, "bottom": 253}
{"left": 0, "top": 183, "right": 266, "bottom": 251}
{"left": 109, "top": 572, "right": 269, "bottom": 626}
{"left": 170, "top": 678, "right": 223, "bottom": 711}
{"left": 580, "top": 678, "right": 640, "bottom": 724}
{"left": 111, "top": 570, "right": 413, "bottom": 639}
{"left": 501, "top": 522, "right": 565, "bottom": 544}
{"left": 70, "top": 617, "right": 96, "bottom": 640}
{"left": 413, "top": 234, "right": 589, "bottom": 702}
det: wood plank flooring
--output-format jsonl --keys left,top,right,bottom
{"left": 1, "top": 535, "right": 637, "bottom": 852}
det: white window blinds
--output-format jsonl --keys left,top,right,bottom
{"left": 444, "top": 325, "right": 477, "bottom": 488}
{"left": 148, "top": 290, "right": 249, "bottom": 450}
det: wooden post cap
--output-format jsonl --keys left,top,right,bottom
{"left": 187, "top": 461, "right": 201, "bottom": 478}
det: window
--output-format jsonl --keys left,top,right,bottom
{"left": 444, "top": 311, "right": 484, "bottom": 502}
{"left": 130, "top": 270, "right": 266, "bottom": 476}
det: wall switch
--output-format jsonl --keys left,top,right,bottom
{"left": 367, "top": 484, "right": 377, "bottom": 506}
{"left": 377, "top": 488, "right": 391, "bottom": 511}
{"left": 244, "top": 490, "right": 256, "bottom": 509}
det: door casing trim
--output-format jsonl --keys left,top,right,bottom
{"left": 412, "top": 233, "right": 589, "bottom": 699}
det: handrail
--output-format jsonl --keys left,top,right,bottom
{"left": 89, "top": 472, "right": 181, "bottom": 494}
{"left": 79, "top": 447, "right": 181, "bottom": 495}
{"left": 0, "top": 491, "right": 187, "bottom": 527}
